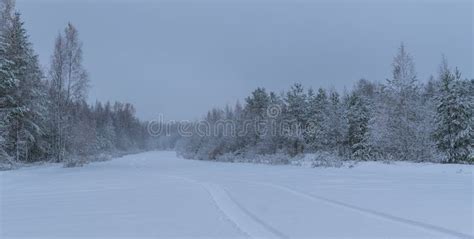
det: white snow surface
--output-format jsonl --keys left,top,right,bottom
{"left": 1, "top": 151, "right": 473, "bottom": 238}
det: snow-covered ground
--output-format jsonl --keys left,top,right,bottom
{"left": 1, "top": 151, "right": 473, "bottom": 238}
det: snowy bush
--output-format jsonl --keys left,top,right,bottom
{"left": 214, "top": 151, "right": 296, "bottom": 165}
{"left": 249, "top": 153, "right": 294, "bottom": 165}
{"left": 0, "top": 152, "right": 16, "bottom": 170}
{"left": 300, "top": 152, "right": 345, "bottom": 168}
{"left": 215, "top": 153, "right": 241, "bottom": 163}
{"left": 0, "top": 161, "right": 15, "bottom": 171}
{"left": 63, "top": 157, "right": 88, "bottom": 168}
{"left": 93, "top": 153, "right": 113, "bottom": 162}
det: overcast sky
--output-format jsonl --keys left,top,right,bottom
{"left": 17, "top": 0, "right": 472, "bottom": 121}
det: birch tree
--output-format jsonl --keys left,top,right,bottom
{"left": 48, "top": 23, "right": 89, "bottom": 162}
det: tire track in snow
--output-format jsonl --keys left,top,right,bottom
{"left": 206, "top": 183, "right": 289, "bottom": 239}
{"left": 163, "top": 175, "right": 249, "bottom": 238}
{"left": 165, "top": 175, "right": 288, "bottom": 239}
{"left": 246, "top": 181, "right": 473, "bottom": 239}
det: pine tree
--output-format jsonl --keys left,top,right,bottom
{"left": 0, "top": 0, "right": 14, "bottom": 32}
{"left": 0, "top": 0, "right": 16, "bottom": 163}
{"left": 326, "top": 90, "right": 347, "bottom": 155}
{"left": 257, "top": 91, "right": 284, "bottom": 154}
{"left": 285, "top": 83, "right": 307, "bottom": 126}
{"left": 0, "top": 35, "right": 14, "bottom": 163}
{"left": 434, "top": 66, "right": 473, "bottom": 163}
{"left": 306, "top": 88, "right": 329, "bottom": 151}
{"left": 347, "top": 93, "right": 371, "bottom": 160}
{"left": 284, "top": 83, "right": 307, "bottom": 155}
{"left": 3, "top": 12, "right": 46, "bottom": 162}
{"left": 243, "top": 88, "right": 270, "bottom": 147}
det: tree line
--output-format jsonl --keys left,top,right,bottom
{"left": 0, "top": 0, "right": 150, "bottom": 168}
{"left": 175, "top": 45, "right": 473, "bottom": 164}
{"left": 1, "top": 0, "right": 472, "bottom": 167}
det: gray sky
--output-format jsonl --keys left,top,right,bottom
{"left": 17, "top": 0, "right": 472, "bottom": 121}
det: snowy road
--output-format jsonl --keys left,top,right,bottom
{"left": 1, "top": 151, "right": 473, "bottom": 238}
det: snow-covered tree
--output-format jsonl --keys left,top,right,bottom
{"left": 243, "top": 88, "right": 270, "bottom": 148}
{"left": 284, "top": 83, "right": 307, "bottom": 155}
{"left": 0, "top": 1, "right": 16, "bottom": 163}
{"left": 306, "top": 87, "right": 329, "bottom": 151}
{"left": 3, "top": 12, "right": 47, "bottom": 162}
{"left": 433, "top": 64, "right": 473, "bottom": 163}
{"left": 369, "top": 44, "right": 434, "bottom": 161}
{"left": 48, "top": 23, "right": 89, "bottom": 162}
{"left": 326, "top": 89, "right": 347, "bottom": 155}
{"left": 0, "top": 35, "right": 14, "bottom": 163}
{"left": 0, "top": 4, "right": 153, "bottom": 165}
{"left": 0, "top": 0, "right": 14, "bottom": 32}
{"left": 347, "top": 93, "right": 371, "bottom": 160}
{"left": 257, "top": 91, "right": 284, "bottom": 154}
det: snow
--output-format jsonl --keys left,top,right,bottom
{"left": 1, "top": 151, "right": 473, "bottom": 238}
